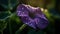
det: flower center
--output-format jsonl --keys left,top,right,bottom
{"left": 29, "top": 12, "right": 35, "bottom": 19}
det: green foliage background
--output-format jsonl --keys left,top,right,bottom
{"left": 0, "top": 0, "right": 59, "bottom": 34}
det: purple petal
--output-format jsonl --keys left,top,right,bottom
{"left": 21, "top": 16, "right": 37, "bottom": 29}
{"left": 34, "top": 17, "right": 48, "bottom": 29}
{"left": 17, "top": 11, "right": 28, "bottom": 16}
{"left": 17, "top": 4, "right": 29, "bottom": 11}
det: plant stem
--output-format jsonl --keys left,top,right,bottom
{"left": 9, "top": 18, "right": 12, "bottom": 34}
{"left": 15, "top": 24, "right": 27, "bottom": 34}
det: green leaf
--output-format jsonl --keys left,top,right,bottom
{"left": 9, "top": 13, "right": 22, "bottom": 24}
{"left": 28, "top": 29, "right": 36, "bottom": 34}
{"left": 28, "top": 29, "right": 45, "bottom": 34}
{"left": 0, "top": 11, "right": 12, "bottom": 34}
{"left": 0, "top": 20, "right": 7, "bottom": 32}
{"left": 0, "top": 11, "right": 11, "bottom": 20}
{"left": 0, "top": 0, "right": 18, "bottom": 10}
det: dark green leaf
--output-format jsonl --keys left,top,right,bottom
{"left": 0, "top": 0, "right": 18, "bottom": 10}
{"left": 0, "top": 11, "right": 11, "bottom": 20}
{"left": 0, "top": 20, "right": 7, "bottom": 31}
{"left": 28, "top": 29, "right": 45, "bottom": 34}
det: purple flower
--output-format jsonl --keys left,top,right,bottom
{"left": 16, "top": 4, "right": 49, "bottom": 29}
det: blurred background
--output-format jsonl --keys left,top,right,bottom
{"left": 0, "top": 0, "right": 60, "bottom": 34}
